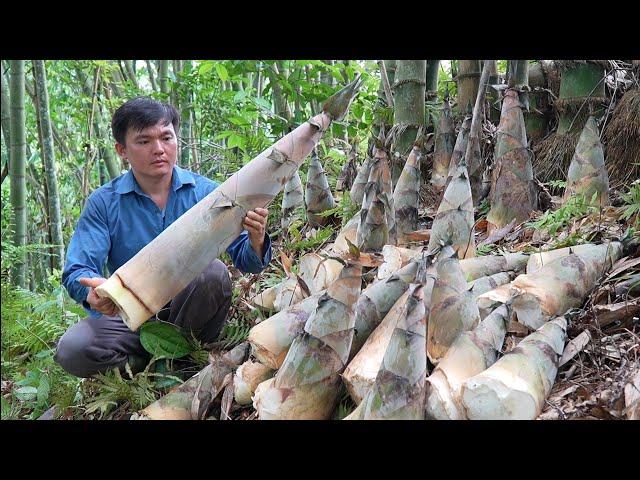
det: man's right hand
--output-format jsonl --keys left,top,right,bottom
{"left": 79, "top": 277, "right": 119, "bottom": 316}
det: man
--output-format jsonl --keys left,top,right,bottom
{"left": 55, "top": 96, "right": 272, "bottom": 378}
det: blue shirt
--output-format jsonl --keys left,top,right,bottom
{"left": 62, "top": 165, "right": 272, "bottom": 315}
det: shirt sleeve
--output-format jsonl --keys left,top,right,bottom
{"left": 226, "top": 230, "right": 272, "bottom": 274}
{"left": 61, "top": 192, "right": 111, "bottom": 313}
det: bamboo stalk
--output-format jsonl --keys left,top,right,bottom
{"left": 253, "top": 264, "right": 362, "bottom": 419}
{"left": 393, "top": 144, "right": 422, "bottom": 245}
{"left": 97, "top": 77, "right": 363, "bottom": 330}
{"left": 431, "top": 99, "right": 455, "bottom": 191}
{"left": 426, "top": 304, "right": 510, "bottom": 420}
{"left": 345, "top": 284, "right": 426, "bottom": 420}
{"left": 427, "top": 255, "right": 481, "bottom": 363}
{"left": 564, "top": 115, "right": 610, "bottom": 207}
{"left": 305, "top": 148, "right": 336, "bottom": 227}
{"left": 461, "top": 317, "right": 567, "bottom": 420}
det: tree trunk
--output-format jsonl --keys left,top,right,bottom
{"left": 123, "top": 60, "right": 138, "bottom": 89}
{"left": 33, "top": 60, "right": 65, "bottom": 272}
{"left": 9, "top": 60, "right": 27, "bottom": 288}
{"left": 391, "top": 60, "right": 426, "bottom": 184}
{"left": 425, "top": 60, "right": 440, "bottom": 101}
{"left": 145, "top": 60, "right": 158, "bottom": 92}
{"left": 456, "top": 60, "right": 481, "bottom": 115}
{"left": 77, "top": 66, "right": 120, "bottom": 179}
{"left": 158, "top": 60, "right": 170, "bottom": 95}
{"left": 178, "top": 60, "right": 192, "bottom": 168}
{"left": 266, "top": 62, "right": 292, "bottom": 130}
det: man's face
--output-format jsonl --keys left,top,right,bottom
{"left": 115, "top": 121, "right": 177, "bottom": 179}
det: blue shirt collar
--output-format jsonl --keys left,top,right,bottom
{"left": 115, "top": 166, "right": 196, "bottom": 195}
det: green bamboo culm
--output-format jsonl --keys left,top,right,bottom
{"left": 391, "top": 60, "right": 426, "bottom": 184}
{"left": 426, "top": 60, "right": 440, "bottom": 101}
{"left": 9, "top": 60, "right": 27, "bottom": 288}
{"left": 179, "top": 60, "right": 192, "bottom": 168}
{"left": 557, "top": 62, "right": 606, "bottom": 135}
{"left": 33, "top": 60, "right": 65, "bottom": 272}
{"left": 158, "top": 60, "right": 169, "bottom": 96}
{"left": 456, "top": 60, "right": 481, "bottom": 116}
{"left": 523, "top": 62, "right": 552, "bottom": 144}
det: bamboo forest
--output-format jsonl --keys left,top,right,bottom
{"left": 1, "top": 59, "right": 638, "bottom": 421}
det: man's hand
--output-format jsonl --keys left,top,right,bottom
{"left": 79, "top": 277, "right": 119, "bottom": 316}
{"left": 243, "top": 208, "right": 269, "bottom": 258}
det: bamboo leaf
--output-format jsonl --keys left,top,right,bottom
{"left": 139, "top": 321, "right": 193, "bottom": 359}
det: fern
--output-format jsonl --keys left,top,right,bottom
{"left": 526, "top": 193, "right": 599, "bottom": 236}
{"left": 620, "top": 180, "right": 640, "bottom": 225}
{"left": 217, "top": 317, "right": 252, "bottom": 349}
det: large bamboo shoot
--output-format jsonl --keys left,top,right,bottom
{"left": 461, "top": 317, "right": 567, "bottom": 420}
{"left": 393, "top": 144, "right": 422, "bottom": 245}
{"left": 305, "top": 148, "right": 336, "bottom": 227}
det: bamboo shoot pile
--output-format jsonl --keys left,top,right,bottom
{"left": 96, "top": 77, "right": 363, "bottom": 331}
{"left": 426, "top": 304, "right": 510, "bottom": 420}
{"left": 253, "top": 264, "right": 362, "bottom": 419}
{"left": 345, "top": 284, "right": 426, "bottom": 419}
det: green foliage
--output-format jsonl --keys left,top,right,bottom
{"left": 620, "top": 180, "right": 640, "bottom": 226}
{"left": 526, "top": 193, "right": 599, "bottom": 236}
{"left": 139, "top": 321, "right": 194, "bottom": 359}
{"left": 217, "top": 317, "right": 252, "bottom": 349}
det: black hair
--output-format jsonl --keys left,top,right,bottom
{"left": 111, "top": 96, "right": 180, "bottom": 145}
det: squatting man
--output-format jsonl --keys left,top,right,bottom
{"left": 55, "top": 96, "right": 272, "bottom": 378}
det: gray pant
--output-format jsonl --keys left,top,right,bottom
{"left": 54, "top": 259, "right": 232, "bottom": 378}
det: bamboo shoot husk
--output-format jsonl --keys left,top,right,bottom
{"left": 305, "top": 149, "right": 336, "bottom": 227}
{"left": 461, "top": 317, "right": 567, "bottom": 420}
{"left": 478, "top": 242, "right": 623, "bottom": 328}
{"left": 132, "top": 342, "right": 248, "bottom": 420}
{"left": 351, "top": 261, "right": 419, "bottom": 359}
{"left": 330, "top": 212, "right": 359, "bottom": 255}
{"left": 234, "top": 359, "right": 274, "bottom": 405}
{"left": 342, "top": 290, "right": 411, "bottom": 405}
{"left": 426, "top": 304, "right": 510, "bottom": 420}
{"left": 248, "top": 293, "right": 322, "bottom": 370}
{"left": 526, "top": 242, "right": 602, "bottom": 273}
{"left": 377, "top": 245, "right": 528, "bottom": 282}
{"left": 431, "top": 99, "right": 455, "bottom": 191}
{"left": 468, "top": 272, "right": 514, "bottom": 299}
{"left": 446, "top": 114, "right": 472, "bottom": 186}
{"left": 281, "top": 170, "right": 304, "bottom": 230}
{"left": 486, "top": 88, "right": 538, "bottom": 232}
{"left": 427, "top": 256, "right": 481, "bottom": 364}
{"left": 427, "top": 165, "right": 476, "bottom": 259}
{"left": 96, "top": 77, "right": 362, "bottom": 331}
{"left": 345, "top": 284, "right": 426, "bottom": 419}
{"left": 250, "top": 285, "right": 278, "bottom": 311}
{"left": 253, "top": 264, "right": 362, "bottom": 419}
{"left": 393, "top": 144, "right": 422, "bottom": 245}
{"left": 564, "top": 115, "right": 610, "bottom": 207}
{"left": 349, "top": 156, "right": 372, "bottom": 206}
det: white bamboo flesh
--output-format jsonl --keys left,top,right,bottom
{"left": 342, "top": 290, "right": 411, "bottom": 405}
{"left": 426, "top": 304, "right": 509, "bottom": 420}
{"left": 234, "top": 360, "right": 275, "bottom": 405}
{"left": 253, "top": 265, "right": 362, "bottom": 419}
{"left": 461, "top": 317, "right": 567, "bottom": 420}
{"left": 96, "top": 111, "right": 334, "bottom": 331}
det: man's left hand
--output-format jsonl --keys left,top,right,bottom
{"left": 243, "top": 208, "right": 269, "bottom": 258}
